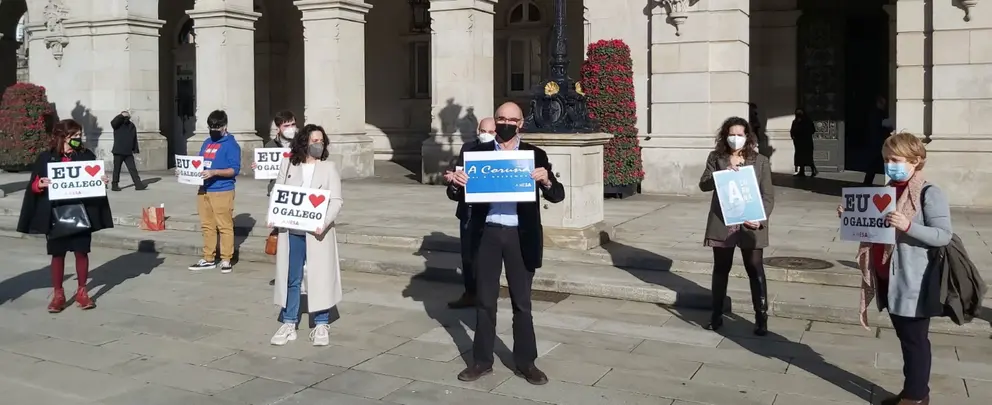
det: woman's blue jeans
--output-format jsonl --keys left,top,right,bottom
{"left": 279, "top": 233, "right": 329, "bottom": 325}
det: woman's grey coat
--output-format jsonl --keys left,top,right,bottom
{"left": 880, "top": 183, "right": 953, "bottom": 318}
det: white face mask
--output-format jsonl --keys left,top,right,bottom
{"left": 478, "top": 133, "right": 495, "bottom": 143}
{"left": 726, "top": 135, "right": 747, "bottom": 151}
{"left": 281, "top": 127, "right": 296, "bottom": 139}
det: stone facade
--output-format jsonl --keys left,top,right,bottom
{"left": 0, "top": 0, "right": 990, "bottom": 205}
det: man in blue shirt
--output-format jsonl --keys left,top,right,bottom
{"left": 446, "top": 102, "right": 565, "bottom": 386}
{"left": 188, "top": 110, "right": 242, "bottom": 273}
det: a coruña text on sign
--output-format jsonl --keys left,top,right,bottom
{"left": 47, "top": 161, "right": 106, "bottom": 201}
{"left": 254, "top": 148, "right": 290, "bottom": 179}
{"left": 463, "top": 150, "right": 536, "bottom": 203}
{"left": 840, "top": 187, "right": 896, "bottom": 244}
{"left": 267, "top": 184, "right": 331, "bottom": 233}
{"left": 175, "top": 155, "right": 204, "bottom": 185}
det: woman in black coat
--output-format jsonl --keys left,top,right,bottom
{"left": 17, "top": 119, "right": 114, "bottom": 313}
{"left": 790, "top": 108, "right": 818, "bottom": 177}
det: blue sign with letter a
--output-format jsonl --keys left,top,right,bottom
{"left": 463, "top": 150, "right": 536, "bottom": 203}
{"left": 712, "top": 165, "right": 767, "bottom": 226}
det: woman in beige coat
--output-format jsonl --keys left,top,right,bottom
{"left": 268, "top": 124, "right": 344, "bottom": 347}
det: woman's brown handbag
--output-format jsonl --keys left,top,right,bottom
{"left": 264, "top": 232, "right": 278, "bottom": 255}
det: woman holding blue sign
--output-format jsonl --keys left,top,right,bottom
{"left": 268, "top": 124, "right": 344, "bottom": 347}
{"left": 698, "top": 116, "right": 775, "bottom": 336}
{"left": 17, "top": 119, "right": 114, "bottom": 313}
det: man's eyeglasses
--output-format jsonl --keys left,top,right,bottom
{"left": 496, "top": 117, "right": 522, "bottom": 124}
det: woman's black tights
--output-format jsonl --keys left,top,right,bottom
{"left": 708, "top": 247, "right": 769, "bottom": 335}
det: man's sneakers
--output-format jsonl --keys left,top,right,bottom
{"left": 270, "top": 323, "right": 297, "bottom": 346}
{"left": 188, "top": 259, "right": 233, "bottom": 273}
{"left": 188, "top": 260, "right": 215, "bottom": 271}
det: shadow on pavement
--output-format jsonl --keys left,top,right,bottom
{"left": 87, "top": 242, "right": 166, "bottom": 301}
{"left": 603, "top": 239, "right": 892, "bottom": 402}
{"left": 404, "top": 231, "right": 515, "bottom": 369}
{"left": 0, "top": 240, "right": 166, "bottom": 307}
{"left": 772, "top": 172, "right": 864, "bottom": 197}
{"left": 231, "top": 213, "right": 257, "bottom": 265}
{"left": 0, "top": 180, "right": 29, "bottom": 196}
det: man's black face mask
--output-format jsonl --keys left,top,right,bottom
{"left": 494, "top": 123, "right": 517, "bottom": 143}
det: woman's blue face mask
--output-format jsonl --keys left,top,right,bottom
{"left": 884, "top": 162, "right": 912, "bottom": 182}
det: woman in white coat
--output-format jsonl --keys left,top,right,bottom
{"left": 269, "top": 124, "right": 344, "bottom": 346}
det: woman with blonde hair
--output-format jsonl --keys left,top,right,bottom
{"left": 268, "top": 124, "right": 344, "bottom": 347}
{"left": 839, "top": 132, "right": 952, "bottom": 405}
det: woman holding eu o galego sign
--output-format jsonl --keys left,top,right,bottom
{"left": 267, "top": 124, "right": 344, "bottom": 347}
{"left": 697, "top": 116, "right": 775, "bottom": 336}
{"left": 17, "top": 119, "right": 114, "bottom": 313}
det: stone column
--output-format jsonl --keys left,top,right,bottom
{"left": 895, "top": 0, "right": 926, "bottom": 135}
{"left": 294, "top": 0, "right": 374, "bottom": 179}
{"left": 640, "top": 1, "right": 750, "bottom": 195}
{"left": 526, "top": 133, "right": 614, "bottom": 250}
{"left": 186, "top": 1, "right": 261, "bottom": 170}
{"left": 923, "top": 2, "right": 992, "bottom": 206}
{"left": 421, "top": 0, "right": 497, "bottom": 184}
{"left": 25, "top": 1, "right": 167, "bottom": 170}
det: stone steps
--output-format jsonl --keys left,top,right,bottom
{"left": 0, "top": 209, "right": 872, "bottom": 290}
{"left": 0, "top": 216, "right": 988, "bottom": 337}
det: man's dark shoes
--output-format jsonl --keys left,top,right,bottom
{"left": 135, "top": 183, "right": 147, "bottom": 191}
{"left": 447, "top": 293, "right": 476, "bottom": 309}
{"left": 111, "top": 184, "right": 121, "bottom": 192}
{"left": 457, "top": 364, "right": 492, "bottom": 382}
{"left": 516, "top": 364, "right": 549, "bottom": 385}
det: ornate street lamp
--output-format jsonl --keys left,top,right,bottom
{"left": 409, "top": 0, "right": 430, "bottom": 33}
{"left": 523, "top": 0, "right": 592, "bottom": 133}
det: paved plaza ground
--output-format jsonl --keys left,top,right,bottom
{"left": 0, "top": 164, "right": 991, "bottom": 403}
{"left": 0, "top": 238, "right": 990, "bottom": 405}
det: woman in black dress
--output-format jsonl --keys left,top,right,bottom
{"left": 790, "top": 108, "right": 817, "bottom": 177}
{"left": 17, "top": 119, "right": 114, "bottom": 313}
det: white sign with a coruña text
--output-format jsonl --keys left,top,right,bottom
{"left": 254, "top": 148, "right": 290, "bottom": 179}
{"left": 268, "top": 184, "right": 331, "bottom": 233}
{"left": 47, "top": 160, "right": 106, "bottom": 201}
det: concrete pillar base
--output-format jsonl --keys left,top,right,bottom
{"left": 327, "top": 134, "right": 374, "bottom": 179}
{"left": 525, "top": 132, "right": 614, "bottom": 250}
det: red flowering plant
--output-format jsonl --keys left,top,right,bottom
{"left": 0, "top": 83, "right": 54, "bottom": 170}
{"left": 580, "top": 39, "right": 644, "bottom": 187}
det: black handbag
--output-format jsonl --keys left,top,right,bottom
{"left": 50, "top": 203, "right": 92, "bottom": 239}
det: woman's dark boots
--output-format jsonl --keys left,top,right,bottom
{"left": 705, "top": 275, "right": 729, "bottom": 331}
{"left": 751, "top": 275, "right": 769, "bottom": 336}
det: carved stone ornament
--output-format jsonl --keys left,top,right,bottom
{"left": 43, "top": 0, "right": 70, "bottom": 67}
{"left": 959, "top": 0, "right": 979, "bottom": 21}
{"left": 658, "top": 0, "right": 695, "bottom": 36}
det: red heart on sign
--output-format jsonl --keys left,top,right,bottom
{"left": 84, "top": 165, "right": 101, "bottom": 177}
{"left": 283, "top": 152, "right": 291, "bottom": 158}
{"left": 308, "top": 194, "right": 326, "bottom": 208}
{"left": 872, "top": 194, "right": 892, "bottom": 212}
{"left": 191, "top": 160, "right": 201, "bottom": 169}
